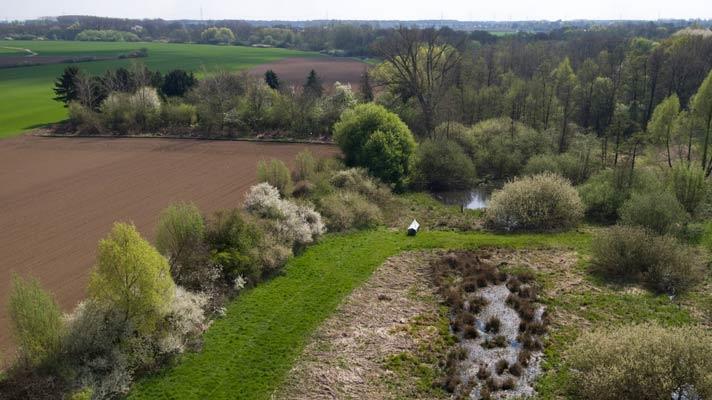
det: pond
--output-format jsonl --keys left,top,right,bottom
{"left": 433, "top": 185, "right": 496, "bottom": 210}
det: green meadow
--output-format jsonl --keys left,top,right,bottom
{"left": 0, "top": 41, "right": 318, "bottom": 138}
{"left": 128, "top": 229, "right": 590, "bottom": 399}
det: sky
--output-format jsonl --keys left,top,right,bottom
{"left": 2, "top": 0, "right": 711, "bottom": 22}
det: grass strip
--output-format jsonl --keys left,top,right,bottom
{"left": 128, "top": 229, "right": 587, "bottom": 399}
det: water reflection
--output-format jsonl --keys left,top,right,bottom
{"left": 434, "top": 186, "right": 494, "bottom": 210}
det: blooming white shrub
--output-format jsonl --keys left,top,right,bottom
{"left": 234, "top": 275, "right": 247, "bottom": 291}
{"left": 485, "top": 172, "right": 584, "bottom": 232}
{"left": 332, "top": 82, "right": 358, "bottom": 108}
{"left": 160, "top": 286, "right": 208, "bottom": 354}
{"left": 129, "top": 86, "right": 161, "bottom": 113}
{"left": 244, "top": 182, "right": 283, "bottom": 218}
{"left": 297, "top": 203, "right": 326, "bottom": 239}
{"left": 245, "top": 183, "right": 326, "bottom": 246}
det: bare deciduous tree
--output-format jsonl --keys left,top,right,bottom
{"left": 374, "top": 27, "right": 463, "bottom": 137}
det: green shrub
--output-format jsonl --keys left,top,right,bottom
{"left": 160, "top": 101, "right": 197, "bottom": 128}
{"left": 155, "top": 202, "right": 210, "bottom": 288}
{"left": 100, "top": 92, "right": 132, "bottom": 132}
{"left": 318, "top": 191, "right": 383, "bottom": 231}
{"left": 470, "top": 117, "right": 551, "bottom": 179}
{"left": 670, "top": 163, "right": 706, "bottom": 214}
{"left": 566, "top": 323, "right": 712, "bottom": 400}
{"left": 68, "top": 387, "right": 93, "bottom": 400}
{"left": 619, "top": 191, "right": 688, "bottom": 235}
{"left": 205, "top": 209, "right": 263, "bottom": 282}
{"left": 590, "top": 225, "right": 705, "bottom": 293}
{"left": 257, "top": 159, "right": 293, "bottom": 196}
{"left": 578, "top": 168, "right": 662, "bottom": 223}
{"left": 76, "top": 29, "right": 140, "bottom": 42}
{"left": 292, "top": 180, "right": 316, "bottom": 198}
{"left": 329, "top": 168, "right": 390, "bottom": 204}
{"left": 68, "top": 102, "right": 103, "bottom": 135}
{"left": 88, "top": 222, "right": 175, "bottom": 334}
{"left": 433, "top": 122, "right": 477, "bottom": 158}
{"left": 577, "top": 169, "right": 627, "bottom": 222}
{"left": 333, "top": 103, "right": 416, "bottom": 190}
{"left": 523, "top": 152, "right": 591, "bottom": 184}
{"left": 8, "top": 275, "right": 64, "bottom": 367}
{"left": 485, "top": 173, "right": 583, "bottom": 232}
{"left": 412, "top": 139, "right": 477, "bottom": 191}
{"left": 293, "top": 150, "right": 317, "bottom": 181}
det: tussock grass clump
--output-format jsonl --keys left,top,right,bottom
{"left": 517, "top": 333, "right": 543, "bottom": 351}
{"left": 508, "top": 362, "right": 523, "bottom": 377}
{"left": 469, "top": 296, "right": 489, "bottom": 314}
{"left": 500, "top": 376, "right": 516, "bottom": 390}
{"left": 517, "top": 349, "right": 532, "bottom": 367}
{"left": 485, "top": 316, "right": 501, "bottom": 334}
{"left": 566, "top": 323, "right": 712, "bottom": 400}
{"left": 477, "top": 365, "right": 491, "bottom": 380}
{"left": 463, "top": 326, "right": 480, "bottom": 339}
{"left": 485, "top": 172, "right": 583, "bottom": 232}
{"left": 495, "top": 359, "right": 509, "bottom": 375}
{"left": 483, "top": 335, "right": 507, "bottom": 349}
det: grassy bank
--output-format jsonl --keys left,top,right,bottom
{"left": 0, "top": 41, "right": 319, "bottom": 138}
{"left": 128, "top": 229, "right": 588, "bottom": 399}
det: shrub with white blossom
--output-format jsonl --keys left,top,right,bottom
{"left": 245, "top": 183, "right": 325, "bottom": 246}
{"left": 160, "top": 287, "right": 209, "bottom": 354}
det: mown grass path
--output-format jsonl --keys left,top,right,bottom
{"left": 128, "top": 229, "right": 589, "bottom": 400}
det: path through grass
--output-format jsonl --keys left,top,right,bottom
{"left": 128, "top": 229, "right": 588, "bottom": 399}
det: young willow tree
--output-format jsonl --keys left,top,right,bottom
{"left": 88, "top": 222, "right": 175, "bottom": 334}
{"left": 648, "top": 94, "right": 681, "bottom": 167}
{"left": 8, "top": 275, "right": 64, "bottom": 367}
{"left": 374, "top": 27, "right": 462, "bottom": 137}
{"left": 693, "top": 69, "right": 712, "bottom": 175}
{"left": 552, "top": 58, "right": 578, "bottom": 153}
{"left": 155, "top": 202, "right": 205, "bottom": 274}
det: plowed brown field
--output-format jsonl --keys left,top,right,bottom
{"left": 249, "top": 57, "right": 368, "bottom": 90}
{"left": 0, "top": 135, "right": 337, "bottom": 360}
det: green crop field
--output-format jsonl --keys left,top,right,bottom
{"left": 0, "top": 41, "right": 319, "bottom": 138}
{"left": 0, "top": 46, "right": 29, "bottom": 55}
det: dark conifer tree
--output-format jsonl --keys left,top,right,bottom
{"left": 53, "top": 66, "right": 81, "bottom": 106}
{"left": 161, "top": 69, "right": 197, "bottom": 97}
{"left": 264, "top": 69, "right": 280, "bottom": 90}
{"left": 303, "top": 69, "right": 324, "bottom": 98}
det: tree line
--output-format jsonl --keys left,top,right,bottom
{"left": 2, "top": 16, "right": 710, "bottom": 57}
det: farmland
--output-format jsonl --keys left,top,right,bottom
{"left": 0, "top": 41, "right": 322, "bottom": 138}
{"left": 0, "top": 135, "right": 337, "bottom": 359}
{"left": 0, "top": 15, "right": 711, "bottom": 400}
{"left": 248, "top": 57, "right": 367, "bottom": 90}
